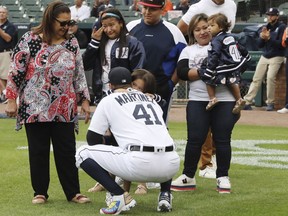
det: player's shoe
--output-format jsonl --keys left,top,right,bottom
{"left": 171, "top": 174, "right": 196, "bottom": 191}
{"left": 157, "top": 191, "right": 173, "bottom": 212}
{"left": 199, "top": 166, "right": 216, "bottom": 179}
{"left": 105, "top": 192, "right": 113, "bottom": 206}
{"left": 217, "top": 176, "right": 231, "bottom": 194}
{"left": 100, "top": 192, "right": 136, "bottom": 215}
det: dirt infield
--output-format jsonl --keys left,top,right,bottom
{"left": 0, "top": 104, "right": 287, "bottom": 127}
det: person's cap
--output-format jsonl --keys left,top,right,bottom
{"left": 138, "top": 0, "right": 165, "bottom": 8}
{"left": 70, "top": 19, "right": 77, "bottom": 25}
{"left": 108, "top": 67, "right": 131, "bottom": 85}
{"left": 265, "top": 8, "right": 279, "bottom": 16}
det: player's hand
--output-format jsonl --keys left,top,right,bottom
{"left": 5, "top": 99, "right": 18, "bottom": 117}
{"left": 81, "top": 99, "right": 90, "bottom": 124}
{"left": 91, "top": 26, "right": 104, "bottom": 41}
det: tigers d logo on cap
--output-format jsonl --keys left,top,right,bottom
{"left": 138, "top": 0, "right": 165, "bottom": 8}
{"left": 265, "top": 8, "right": 279, "bottom": 16}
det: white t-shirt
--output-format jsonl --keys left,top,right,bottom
{"left": 69, "top": 5, "right": 91, "bottom": 21}
{"left": 102, "top": 39, "right": 116, "bottom": 91}
{"left": 182, "top": 0, "right": 237, "bottom": 31}
{"left": 88, "top": 89, "right": 174, "bottom": 148}
{"left": 178, "top": 43, "right": 235, "bottom": 101}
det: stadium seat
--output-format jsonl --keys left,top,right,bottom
{"left": 6, "top": 5, "right": 21, "bottom": 13}
{"left": 1, "top": 0, "right": 20, "bottom": 6}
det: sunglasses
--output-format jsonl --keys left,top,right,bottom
{"left": 54, "top": 18, "right": 74, "bottom": 27}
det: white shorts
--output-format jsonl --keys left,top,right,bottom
{"left": 0, "top": 51, "right": 12, "bottom": 80}
{"left": 76, "top": 144, "right": 180, "bottom": 183}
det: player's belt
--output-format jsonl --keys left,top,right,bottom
{"left": 128, "top": 145, "right": 174, "bottom": 152}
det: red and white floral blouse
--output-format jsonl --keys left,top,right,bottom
{"left": 6, "top": 31, "right": 90, "bottom": 129}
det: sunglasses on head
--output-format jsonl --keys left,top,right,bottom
{"left": 54, "top": 18, "right": 73, "bottom": 27}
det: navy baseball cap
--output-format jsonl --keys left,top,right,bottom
{"left": 266, "top": 8, "right": 279, "bottom": 16}
{"left": 108, "top": 67, "right": 131, "bottom": 85}
{"left": 138, "top": 0, "right": 165, "bottom": 8}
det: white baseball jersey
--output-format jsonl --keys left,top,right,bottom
{"left": 76, "top": 89, "right": 180, "bottom": 182}
{"left": 89, "top": 89, "right": 174, "bottom": 148}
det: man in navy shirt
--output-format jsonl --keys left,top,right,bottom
{"left": 0, "top": 5, "right": 16, "bottom": 103}
{"left": 244, "top": 8, "right": 286, "bottom": 111}
{"left": 127, "top": 0, "right": 187, "bottom": 122}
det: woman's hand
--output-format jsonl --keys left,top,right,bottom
{"left": 91, "top": 26, "right": 104, "bottom": 41}
{"left": 5, "top": 99, "right": 18, "bottom": 117}
{"left": 81, "top": 99, "right": 91, "bottom": 124}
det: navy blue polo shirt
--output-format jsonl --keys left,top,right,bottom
{"left": 0, "top": 20, "right": 16, "bottom": 52}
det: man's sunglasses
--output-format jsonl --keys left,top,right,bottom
{"left": 54, "top": 18, "right": 74, "bottom": 27}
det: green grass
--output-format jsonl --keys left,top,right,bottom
{"left": 0, "top": 119, "right": 288, "bottom": 216}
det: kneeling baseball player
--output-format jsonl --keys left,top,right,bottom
{"left": 75, "top": 67, "right": 180, "bottom": 215}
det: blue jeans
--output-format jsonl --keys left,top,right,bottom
{"left": 183, "top": 101, "right": 239, "bottom": 178}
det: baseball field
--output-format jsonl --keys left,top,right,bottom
{"left": 0, "top": 109, "right": 287, "bottom": 216}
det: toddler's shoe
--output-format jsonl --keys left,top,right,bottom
{"left": 232, "top": 98, "right": 246, "bottom": 114}
{"left": 206, "top": 97, "right": 219, "bottom": 111}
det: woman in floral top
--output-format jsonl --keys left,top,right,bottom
{"left": 5, "top": 1, "right": 91, "bottom": 204}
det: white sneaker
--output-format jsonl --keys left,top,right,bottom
{"left": 100, "top": 192, "right": 136, "bottom": 215}
{"left": 171, "top": 174, "right": 196, "bottom": 191}
{"left": 115, "top": 176, "right": 124, "bottom": 187}
{"left": 199, "top": 166, "right": 216, "bottom": 179}
{"left": 277, "top": 107, "right": 288, "bottom": 114}
{"left": 217, "top": 176, "right": 231, "bottom": 194}
{"left": 146, "top": 182, "right": 160, "bottom": 189}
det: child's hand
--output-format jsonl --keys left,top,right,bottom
{"left": 91, "top": 26, "right": 104, "bottom": 41}
{"left": 198, "top": 68, "right": 216, "bottom": 81}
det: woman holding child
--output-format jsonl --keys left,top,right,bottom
{"left": 171, "top": 13, "right": 239, "bottom": 193}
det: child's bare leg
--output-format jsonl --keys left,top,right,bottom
{"left": 206, "top": 84, "right": 218, "bottom": 110}
{"left": 228, "top": 83, "right": 242, "bottom": 100}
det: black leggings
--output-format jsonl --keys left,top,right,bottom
{"left": 25, "top": 122, "right": 80, "bottom": 200}
{"left": 183, "top": 101, "right": 239, "bottom": 178}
